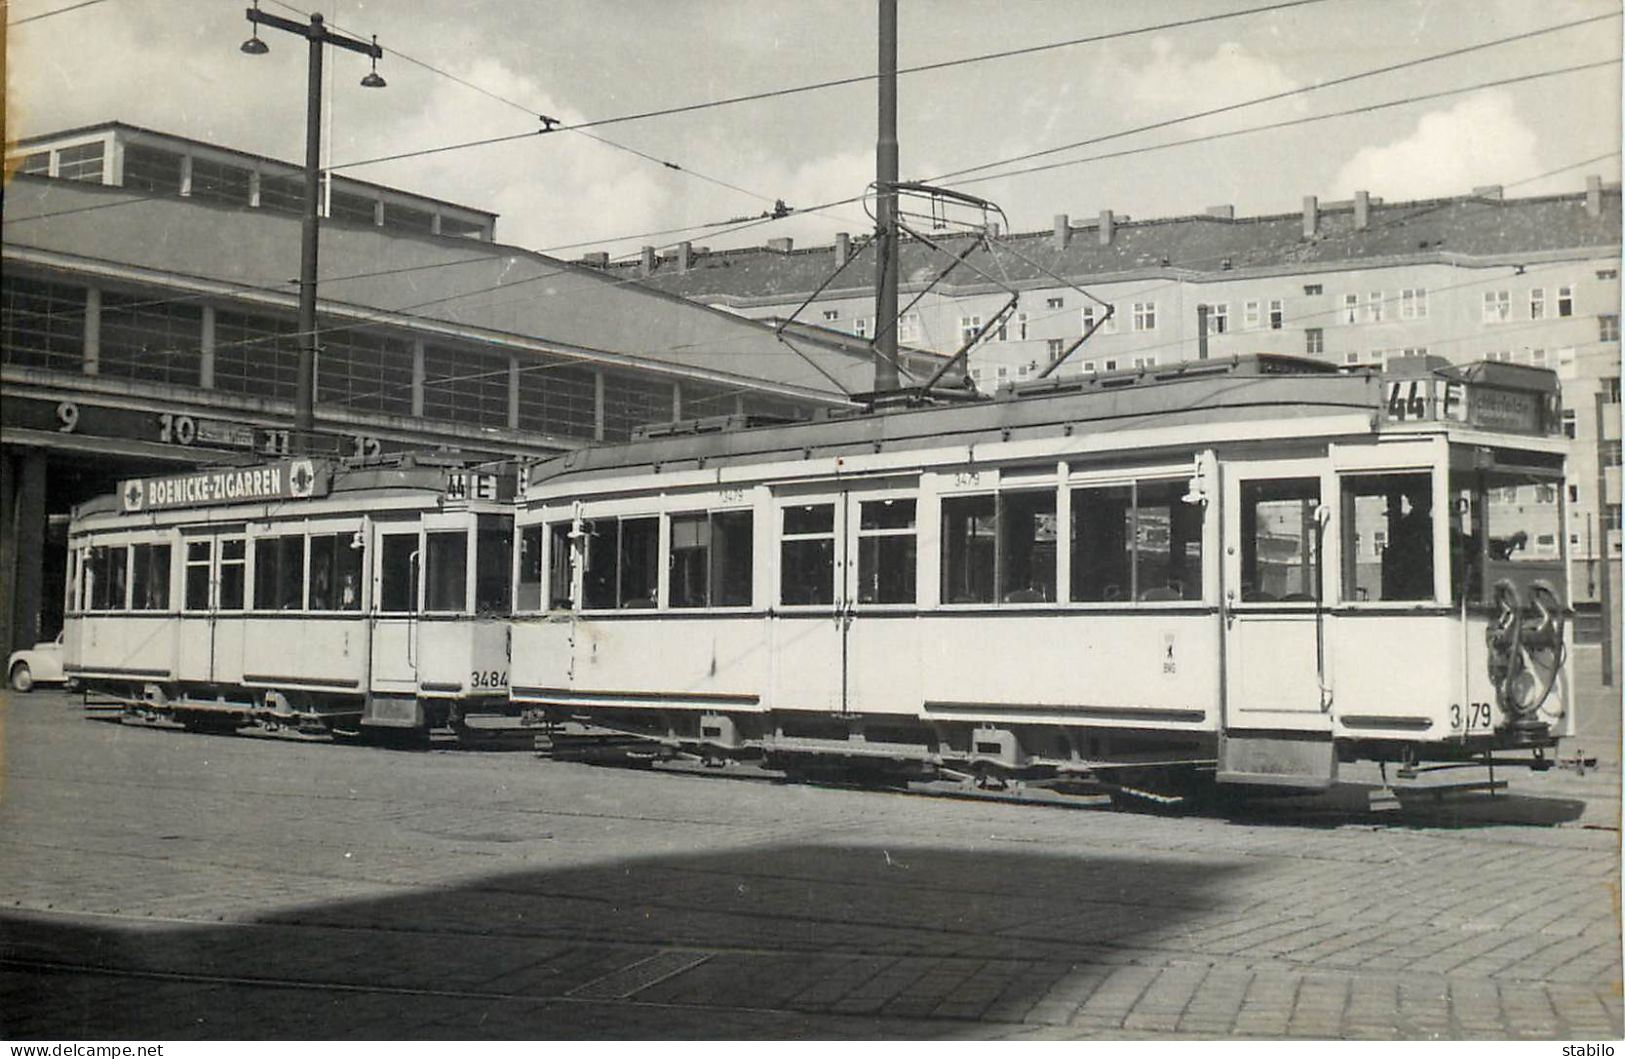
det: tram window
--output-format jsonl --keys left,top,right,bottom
{"left": 858, "top": 498, "right": 917, "bottom": 604}
{"left": 425, "top": 531, "right": 468, "bottom": 612}
{"left": 379, "top": 535, "right": 419, "bottom": 612}
{"left": 130, "top": 544, "right": 171, "bottom": 611}
{"left": 941, "top": 496, "right": 996, "bottom": 604}
{"left": 1240, "top": 479, "right": 1321, "bottom": 602}
{"left": 1135, "top": 482, "right": 1204, "bottom": 601}
{"left": 1071, "top": 486, "right": 1133, "bottom": 601}
{"left": 85, "top": 545, "right": 127, "bottom": 611}
{"left": 219, "top": 539, "right": 246, "bottom": 611}
{"left": 618, "top": 518, "right": 659, "bottom": 609}
{"left": 516, "top": 524, "right": 544, "bottom": 611}
{"left": 781, "top": 503, "right": 835, "bottom": 606}
{"left": 582, "top": 519, "right": 617, "bottom": 610}
{"left": 999, "top": 491, "right": 1057, "bottom": 603}
{"left": 1449, "top": 468, "right": 1565, "bottom": 604}
{"left": 185, "top": 541, "right": 211, "bottom": 611}
{"left": 308, "top": 533, "right": 363, "bottom": 611}
{"left": 671, "top": 515, "right": 710, "bottom": 608}
{"left": 1340, "top": 473, "right": 1433, "bottom": 602}
{"left": 671, "top": 511, "right": 753, "bottom": 609}
{"left": 254, "top": 536, "right": 305, "bottom": 610}
{"left": 547, "top": 523, "right": 573, "bottom": 609}
{"left": 475, "top": 517, "right": 513, "bottom": 615}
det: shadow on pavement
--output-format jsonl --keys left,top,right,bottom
{"left": 1, "top": 843, "right": 1245, "bottom": 1040}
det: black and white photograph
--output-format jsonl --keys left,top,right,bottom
{"left": 1, "top": 0, "right": 1621, "bottom": 1046}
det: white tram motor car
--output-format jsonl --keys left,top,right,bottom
{"left": 511, "top": 354, "right": 1572, "bottom": 790}
{"left": 63, "top": 456, "right": 515, "bottom": 738}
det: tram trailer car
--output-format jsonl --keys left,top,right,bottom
{"left": 511, "top": 354, "right": 1573, "bottom": 791}
{"left": 64, "top": 456, "right": 516, "bottom": 738}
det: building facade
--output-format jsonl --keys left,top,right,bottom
{"left": 618, "top": 181, "right": 1623, "bottom": 606}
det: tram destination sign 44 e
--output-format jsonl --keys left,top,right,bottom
{"left": 1383, "top": 375, "right": 1549, "bottom": 434}
{"left": 120, "top": 459, "right": 330, "bottom": 513}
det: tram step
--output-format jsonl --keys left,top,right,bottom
{"left": 1216, "top": 731, "right": 1336, "bottom": 789}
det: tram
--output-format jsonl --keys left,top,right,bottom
{"left": 63, "top": 455, "right": 516, "bottom": 738}
{"left": 510, "top": 353, "right": 1573, "bottom": 791}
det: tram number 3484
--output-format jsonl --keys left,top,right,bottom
{"left": 1451, "top": 701, "right": 1495, "bottom": 731}
{"left": 470, "top": 670, "right": 508, "bottom": 689}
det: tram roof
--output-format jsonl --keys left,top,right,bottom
{"left": 525, "top": 353, "right": 1384, "bottom": 486}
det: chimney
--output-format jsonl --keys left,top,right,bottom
{"left": 1053, "top": 213, "right": 1071, "bottom": 250}
{"left": 1586, "top": 174, "right": 1603, "bottom": 218}
{"left": 767, "top": 237, "right": 794, "bottom": 253}
{"left": 640, "top": 245, "right": 656, "bottom": 275}
{"left": 677, "top": 241, "right": 692, "bottom": 271}
{"left": 1353, "top": 190, "right": 1370, "bottom": 231}
{"left": 1473, "top": 184, "right": 1503, "bottom": 201}
{"left": 1302, "top": 195, "right": 1318, "bottom": 238}
{"left": 835, "top": 231, "right": 850, "bottom": 267}
{"left": 1197, "top": 304, "right": 1210, "bottom": 360}
{"left": 580, "top": 251, "right": 609, "bottom": 268}
{"left": 1206, "top": 205, "right": 1234, "bottom": 220}
{"left": 1098, "top": 209, "right": 1115, "bottom": 246}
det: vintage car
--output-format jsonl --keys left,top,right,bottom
{"left": 7, "top": 632, "right": 69, "bottom": 692}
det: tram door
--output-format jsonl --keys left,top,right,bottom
{"left": 1220, "top": 465, "right": 1333, "bottom": 734}
{"left": 772, "top": 493, "right": 852, "bottom": 712}
{"left": 370, "top": 525, "right": 421, "bottom": 694}
{"left": 176, "top": 530, "right": 247, "bottom": 685}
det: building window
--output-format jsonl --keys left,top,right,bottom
{"left": 1529, "top": 288, "right": 1546, "bottom": 320}
{"left": 1569, "top": 484, "right": 1580, "bottom": 503}
{"left": 1598, "top": 269, "right": 1618, "bottom": 280}
{"left": 383, "top": 203, "right": 435, "bottom": 234}
{"left": 1342, "top": 293, "right": 1359, "bottom": 324}
{"left": 1133, "top": 355, "right": 1157, "bottom": 369}
{"left": 1103, "top": 359, "right": 1118, "bottom": 371}
{"left": 17, "top": 151, "right": 49, "bottom": 175}
{"left": 1345, "top": 352, "right": 1362, "bottom": 365}
{"left": 822, "top": 309, "right": 840, "bottom": 321}
{"left": 1046, "top": 296, "right": 1065, "bottom": 310}
{"left": 1601, "top": 315, "right": 1620, "bottom": 342}
{"left": 602, "top": 370, "right": 677, "bottom": 441}
{"left": 1365, "top": 292, "right": 1384, "bottom": 323}
{"left": 422, "top": 344, "right": 510, "bottom": 429}
{"left": 98, "top": 291, "right": 203, "bottom": 388}
{"left": 1557, "top": 285, "right": 1574, "bottom": 317}
{"left": 1132, "top": 301, "right": 1157, "bottom": 332}
{"left": 328, "top": 188, "right": 378, "bottom": 226}
{"left": 1, "top": 275, "right": 85, "bottom": 374}
{"left": 1207, "top": 303, "right": 1228, "bottom": 334}
{"left": 1243, "top": 300, "right": 1261, "bottom": 330}
{"left": 996, "top": 312, "right": 1028, "bottom": 342}
{"left": 854, "top": 317, "right": 869, "bottom": 338}
{"left": 898, "top": 312, "right": 921, "bottom": 344}
{"left": 959, "top": 315, "right": 982, "bottom": 345}
{"left": 1268, "top": 299, "right": 1284, "bottom": 330}
{"left": 1483, "top": 290, "right": 1511, "bottom": 323}
{"left": 1399, "top": 288, "right": 1428, "bottom": 320}
{"left": 190, "top": 157, "right": 252, "bottom": 206}
{"left": 320, "top": 329, "right": 415, "bottom": 417}
{"left": 857, "top": 498, "right": 917, "bottom": 604}
{"left": 258, "top": 173, "right": 305, "bottom": 215}
{"left": 55, "top": 141, "right": 105, "bottom": 182}
{"left": 1305, "top": 327, "right": 1324, "bottom": 355}
{"left": 1303, "top": 283, "right": 1322, "bottom": 295}
{"left": 1605, "top": 377, "right": 1622, "bottom": 404}
{"left": 996, "top": 365, "right": 1009, "bottom": 382}
{"left": 1562, "top": 409, "right": 1577, "bottom": 438}
{"left": 122, "top": 144, "right": 184, "bottom": 194}
{"left": 213, "top": 309, "right": 300, "bottom": 402}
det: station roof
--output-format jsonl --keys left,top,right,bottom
{"left": 2, "top": 175, "right": 883, "bottom": 404}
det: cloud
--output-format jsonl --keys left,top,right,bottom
{"left": 1088, "top": 37, "right": 1304, "bottom": 130}
{"left": 1329, "top": 91, "right": 1540, "bottom": 200}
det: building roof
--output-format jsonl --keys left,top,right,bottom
{"left": 3, "top": 175, "right": 880, "bottom": 403}
{"left": 615, "top": 186, "right": 1623, "bottom": 306}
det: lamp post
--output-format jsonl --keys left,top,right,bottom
{"left": 242, "top": 4, "right": 385, "bottom": 441}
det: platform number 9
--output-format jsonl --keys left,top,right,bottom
{"left": 56, "top": 401, "right": 79, "bottom": 433}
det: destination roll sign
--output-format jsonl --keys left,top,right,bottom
{"left": 120, "top": 459, "right": 330, "bottom": 513}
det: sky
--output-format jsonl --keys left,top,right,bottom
{"left": 6, "top": 0, "right": 1622, "bottom": 262}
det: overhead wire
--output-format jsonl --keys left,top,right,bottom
{"left": 7, "top": 0, "right": 109, "bottom": 26}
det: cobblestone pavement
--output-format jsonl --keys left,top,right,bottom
{"left": 1, "top": 651, "right": 1619, "bottom": 1041}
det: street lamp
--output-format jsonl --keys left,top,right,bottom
{"left": 241, "top": 3, "right": 385, "bottom": 442}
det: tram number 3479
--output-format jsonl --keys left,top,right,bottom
{"left": 1451, "top": 701, "right": 1495, "bottom": 731}
{"left": 470, "top": 670, "right": 508, "bottom": 689}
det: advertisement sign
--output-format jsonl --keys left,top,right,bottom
{"left": 120, "top": 459, "right": 330, "bottom": 513}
